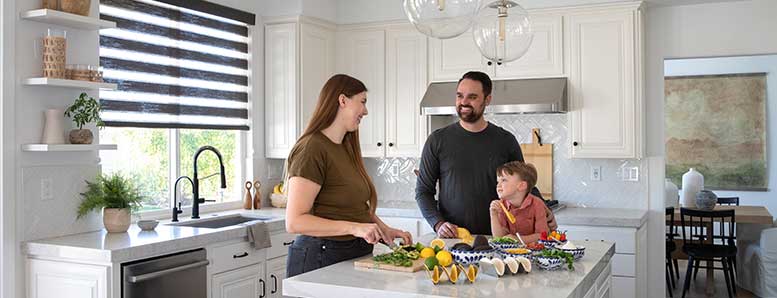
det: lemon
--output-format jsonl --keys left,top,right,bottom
{"left": 466, "top": 264, "right": 478, "bottom": 283}
{"left": 430, "top": 265, "right": 441, "bottom": 284}
{"left": 436, "top": 251, "right": 453, "bottom": 267}
{"left": 430, "top": 238, "right": 446, "bottom": 251}
{"left": 420, "top": 247, "right": 436, "bottom": 259}
{"left": 445, "top": 264, "right": 460, "bottom": 283}
{"left": 424, "top": 256, "right": 439, "bottom": 270}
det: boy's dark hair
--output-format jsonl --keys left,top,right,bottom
{"left": 496, "top": 161, "right": 538, "bottom": 191}
{"left": 458, "top": 71, "right": 493, "bottom": 97}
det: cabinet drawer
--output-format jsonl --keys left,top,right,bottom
{"left": 595, "top": 261, "right": 611, "bottom": 290}
{"left": 611, "top": 253, "right": 635, "bottom": 277}
{"left": 210, "top": 241, "right": 264, "bottom": 274}
{"left": 562, "top": 226, "right": 636, "bottom": 254}
{"left": 267, "top": 232, "right": 297, "bottom": 260}
{"left": 611, "top": 276, "right": 636, "bottom": 298}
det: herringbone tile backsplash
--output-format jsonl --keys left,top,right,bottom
{"left": 366, "top": 114, "right": 648, "bottom": 209}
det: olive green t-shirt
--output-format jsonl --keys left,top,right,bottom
{"left": 287, "top": 132, "right": 372, "bottom": 240}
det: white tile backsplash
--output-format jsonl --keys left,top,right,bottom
{"left": 266, "top": 114, "right": 649, "bottom": 210}
{"left": 21, "top": 165, "right": 102, "bottom": 241}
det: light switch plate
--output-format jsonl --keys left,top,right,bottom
{"left": 590, "top": 166, "right": 602, "bottom": 181}
{"left": 40, "top": 178, "right": 53, "bottom": 201}
{"left": 622, "top": 166, "right": 639, "bottom": 182}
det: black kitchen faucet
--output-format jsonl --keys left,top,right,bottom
{"left": 191, "top": 146, "right": 227, "bottom": 219}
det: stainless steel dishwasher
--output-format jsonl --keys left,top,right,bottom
{"left": 122, "top": 248, "right": 209, "bottom": 298}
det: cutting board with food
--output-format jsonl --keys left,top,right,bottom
{"left": 353, "top": 256, "right": 426, "bottom": 273}
{"left": 354, "top": 243, "right": 427, "bottom": 273}
{"left": 520, "top": 128, "right": 553, "bottom": 200}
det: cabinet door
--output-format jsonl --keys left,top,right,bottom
{"left": 495, "top": 14, "right": 564, "bottom": 79}
{"left": 300, "top": 23, "right": 336, "bottom": 130}
{"left": 265, "top": 23, "right": 298, "bottom": 159}
{"left": 212, "top": 263, "right": 265, "bottom": 298}
{"left": 336, "top": 30, "right": 386, "bottom": 157}
{"left": 428, "top": 31, "right": 490, "bottom": 82}
{"left": 27, "top": 259, "right": 109, "bottom": 298}
{"left": 567, "top": 10, "right": 640, "bottom": 158}
{"left": 386, "top": 27, "right": 427, "bottom": 157}
{"left": 266, "top": 257, "right": 287, "bottom": 298}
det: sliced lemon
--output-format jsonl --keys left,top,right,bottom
{"left": 430, "top": 238, "right": 446, "bottom": 251}
{"left": 444, "top": 263, "right": 460, "bottom": 284}
{"left": 426, "top": 265, "right": 441, "bottom": 285}
{"left": 466, "top": 264, "right": 478, "bottom": 283}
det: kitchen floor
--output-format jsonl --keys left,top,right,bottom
{"left": 667, "top": 259, "right": 756, "bottom": 298}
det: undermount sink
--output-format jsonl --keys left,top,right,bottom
{"left": 167, "top": 214, "right": 274, "bottom": 229}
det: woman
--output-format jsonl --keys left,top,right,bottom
{"left": 285, "top": 74, "right": 412, "bottom": 278}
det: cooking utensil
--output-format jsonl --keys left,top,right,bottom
{"left": 499, "top": 201, "right": 516, "bottom": 224}
{"left": 514, "top": 233, "right": 525, "bottom": 246}
{"left": 379, "top": 238, "right": 399, "bottom": 251}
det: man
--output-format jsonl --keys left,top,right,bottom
{"left": 415, "top": 71, "right": 558, "bottom": 237}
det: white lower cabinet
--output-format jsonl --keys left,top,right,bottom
{"left": 612, "top": 276, "right": 636, "bottom": 298}
{"left": 212, "top": 263, "right": 265, "bottom": 298}
{"left": 266, "top": 257, "right": 287, "bottom": 298}
{"left": 27, "top": 259, "right": 110, "bottom": 298}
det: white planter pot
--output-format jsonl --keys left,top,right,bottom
{"left": 103, "top": 208, "right": 130, "bottom": 233}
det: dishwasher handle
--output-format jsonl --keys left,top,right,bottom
{"left": 128, "top": 260, "right": 210, "bottom": 283}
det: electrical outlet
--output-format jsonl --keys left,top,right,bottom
{"left": 621, "top": 167, "right": 639, "bottom": 182}
{"left": 590, "top": 166, "right": 602, "bottom": 181}
{"left": 40, "top": 178, "right": 53, "bottom": 201}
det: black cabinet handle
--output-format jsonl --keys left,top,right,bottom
{"left": 497, "top": 62, "right": 502, "bottom": 66}
{"left": 487, "top": 61, "right": 493, "bottom": 66}
{"left": 271, "top": 274, "right": 278, "bottom": 294}
{"left": 573, "top": 141, "right": 579, "bottom": 146}
{"left": 259, "top": 279, "right": 266, "bottom": 298}
{"left": 283, "top": 240, "right": 294, "bottom": 246}
{"left": 388, "top": 143, "right": 394, "bottom": 147}
{"left": 232, "top": 252, "right": 248, "bottom": 258}
{"left": 377, "top": 142, "right": 382, "bottom": 147}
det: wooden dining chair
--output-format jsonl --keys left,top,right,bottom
{"left": 680, "top": 208, "right": 737, "bottom": 298}
{"left": 666, "top": 206, "right": 678, "bottom": 296}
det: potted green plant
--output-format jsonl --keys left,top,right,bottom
{"left": 77, "top": 173, "right": 143, "bottom": 233}
{"left": 64, "top": 92, "right": 104, "bottom": 144}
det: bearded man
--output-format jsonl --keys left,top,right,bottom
{"left": 415, "top": 71, "right": 558, "bottom": 237}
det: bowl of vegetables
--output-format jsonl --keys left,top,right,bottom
{"left": 535, "top": 249, "right": 574, "bottom": 271}
{"left": 499, "top": 247, "right": 533, "bottom": 260}
{"left": 489, "top": 236, "right": 521, "bottom": 250}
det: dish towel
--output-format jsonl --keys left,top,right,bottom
{"left": 246, "top": 222, "right": 271, "bottom": 250}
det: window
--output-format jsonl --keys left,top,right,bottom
{"left": 97, "top": 0, "right": 255, "bottom": 214}
{"left": 100, "top": 128, "right": 242, "bottom": 212}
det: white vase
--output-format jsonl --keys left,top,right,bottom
{"left": 681, "top": 168, "right": 704, "bottom": 208}
{"left": 41, "top": 109, "right": 66, "bottom": 144}
{"left": 665, "top": 178, "right": 679, "bottom": 208}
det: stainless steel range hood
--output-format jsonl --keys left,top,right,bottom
{"left": 420, "top": 77, "right": 568, "bottom": 115}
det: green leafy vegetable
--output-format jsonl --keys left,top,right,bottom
{"left": 490, "top": 236, "right": 519, "bottom": 244}
{"left": 373, "top": 249, "right": 418, "bottom": 267}
{"left": 539, "top": 249, "right": 575, "bottom": 270}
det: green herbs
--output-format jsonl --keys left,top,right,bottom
{"left": 64, "top": 92, "right": 104, "bottom": 130}
{"left": 540, "top": 249, "right": 575, "bottom": 270}
{"left": 490, "top": 236, "right": 519, "bottom": 244}
{"left": 373, "top": 248, "right": 420, "bottom": 267}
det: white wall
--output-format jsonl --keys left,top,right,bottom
{"left": 1, "top": 0, "right": 16, "bottom": 297}
{"left": 645, "top": 1, "right": 777, "bottom": 298}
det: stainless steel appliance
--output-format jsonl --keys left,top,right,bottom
{"left": 122, "top": 249, "right": 209, "bottom": 298}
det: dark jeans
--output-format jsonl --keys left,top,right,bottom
{"left": 286, "top": 235, "right": 373, "bottom": 278}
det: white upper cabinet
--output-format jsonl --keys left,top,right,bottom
{"left": 567, "top": 6, "right": 643, "bottom": 159}
{"left": 265, "top": 23, "right": 297, "bottom": 159}
{"left": 265, "top": 17, "right": 336, "bottom": 159}
{"left": 336, "top": 30, "right": 386, "bottom": 158}
{"left": 385, "top": 26, "right": 428, "bottom": 157}
{"left": 428, "top": 13, "right": 564, "bottom": 82}
{"left": 496, "top": 13, "right": 564, "bottom": 79}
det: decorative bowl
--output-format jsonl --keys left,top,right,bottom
{"left": 137, "top": 220, "right": 159, "bottom": 231}
{"left": 450, "top": 248, "right": 494, "bottom": 265}
{"left": 270, "top": 193, "right": 287, "bottom": 208}
{"left": 489, "top": 240, "right": 521, "bottom": 251}
{"left": 535, "top": 256, "right": 565, "bottom": 270}
{"left": 499, "top": 248, "right": 533, "bottom": 260}
{"left": 538, "top": 239, "right": 566, "bottom": 248}
{"left": 560, "top": 246, "right": 586, "bottom": 260}
{"left": 695, "top": 190, "right": 717, "bottom": 211}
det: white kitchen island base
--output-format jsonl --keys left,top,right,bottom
{"left": 284, "top": 239, "right": 614, "bottom": 298}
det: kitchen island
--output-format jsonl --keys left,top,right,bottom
{"left": 284, "top": 236, "right": 615, "bottom": 298}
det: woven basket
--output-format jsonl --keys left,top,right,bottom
{"left": 60, "top": 0, "right": 90, "bottom": 16}
{"left": 43, "top": 36, "right": 66, "bottom": 78}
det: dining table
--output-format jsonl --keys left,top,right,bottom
{"left": 670, "top": 205, "right": 773, "bottom": 295}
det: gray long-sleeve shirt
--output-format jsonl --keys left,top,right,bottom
{"left": 415, "top": 122, "right": 542, "bottom": 235}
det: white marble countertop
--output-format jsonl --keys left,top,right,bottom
{"left": 284, "top": 235, "right": 615, "bottom": 298}
{"left": 554, "top": 207, "right": 647, "bottom": 228}
{"left": 23, "top": 208, "right": 289, "bottom": 263}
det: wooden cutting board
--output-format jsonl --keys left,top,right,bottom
{"left": 520, "top": 128, "right": 554, "bottom": 200}
{"left": 353, "top": 256, "right": 425, "bottom": 273}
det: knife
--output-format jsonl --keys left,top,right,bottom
{"left": 379, "top": 239, "right": 399, "bottom": 251}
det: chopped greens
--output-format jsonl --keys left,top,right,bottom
{"left": 539, "top": 249, "right": 575, "bottom": 270}
{"left": 373, "top": 247, "right": 419, "bottom": 267}
{"left": 490, "top": 236, "right": 519, "bottom": 244}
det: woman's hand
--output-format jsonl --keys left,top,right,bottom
{"left": 350, "top": 223, "right": 385, "bottom": 244}
{"left": 380, "top": 226, "right": 413, "bottom": 246}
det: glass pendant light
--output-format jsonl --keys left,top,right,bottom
{"left": 472, "top": 0, "right": 533, "bottom": 64}
{"left": 403, "top": 0, "right": 482, "bottom": 39}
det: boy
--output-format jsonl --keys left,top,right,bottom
{"left": 489, "top": 161, "right": 549, "bottom": 243}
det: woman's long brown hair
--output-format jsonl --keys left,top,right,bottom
{"left": 285, "top": 74, "right": 378, "bottom": 214}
